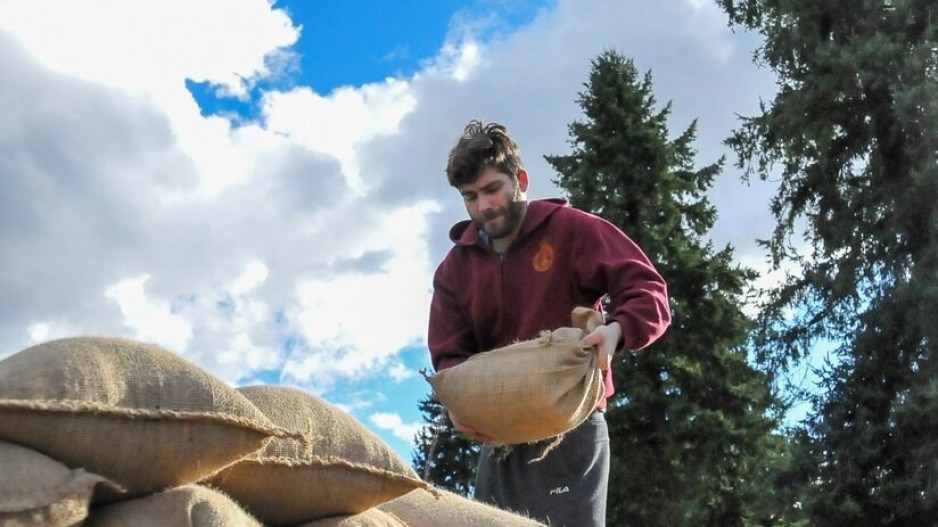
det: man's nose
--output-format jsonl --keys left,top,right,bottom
{"left": 477, "top": 194, "right": 496, "bottom": 212}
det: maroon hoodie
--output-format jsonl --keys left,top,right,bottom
{"left": 428, "top": 199, "right": 671, "bottom": 407}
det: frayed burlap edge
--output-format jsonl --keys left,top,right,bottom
{"left": 489, "top": 430, "right": 566, "bottom": 465}
{"left": 226, "top": 455, "right": 440, "bottom": 497}
{"left": 0, "top": 399, "right": 316, "bottom": 446}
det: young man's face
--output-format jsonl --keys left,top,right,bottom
{"left": 459, "top": 166, "right": 528, "bottom": 240}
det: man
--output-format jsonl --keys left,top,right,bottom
{"left": 428, "top": 120, "right": 671, "bottom": 527}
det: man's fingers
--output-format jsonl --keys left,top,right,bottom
{"left": 449, "top": 411, "right": 493, "bottom": 442}
{"left": 468, "top": 429, "right": 493, "bottom": 442}
{"left": 459, "top": 423, "right": 490, "bottom": 441}
{"left": 582, "top": 333, "right": 600, "bottom": 346}
{"left": 583, "top": 330, "right": 608, "bottom": 369}
{"left": 461, "top": 426, "right": 493, "bottom": 442}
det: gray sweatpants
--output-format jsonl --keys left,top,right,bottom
{"left": 474, "top": 411, "right": 610, "bottom": 527}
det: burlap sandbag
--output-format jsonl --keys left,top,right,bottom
{"left": 84, "top": 484, "right": 263, "bottom": 527}
{"left": 0, "top": 440, "right": 119, "bottom": 527}
{"left": 297, "top": 507, "right": 406, "bottom": 527}
{"left": 208, "top": 385, "right": 431, "bottom": 526}
{"left": 379, "top": 488, "right": 548, "bottom": 527}
{"left": 0, "top": 337, "right": 307, "bottom": 502}
{"left": 427, "top": 308, "right": 605, "bottom": 445}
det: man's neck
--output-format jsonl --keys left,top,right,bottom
{"left": 491, "top": 235, "right": 513, "bottom": 254}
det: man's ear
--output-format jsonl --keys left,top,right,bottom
{"left": 517, "top": 168, "right": 529, "bottom": 193}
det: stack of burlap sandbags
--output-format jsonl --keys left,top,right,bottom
{"left": 427, "top": 307, "right": 605, "bottom": 446}
{"left": 302, "top": 487, "right": 546, "bottom": 526}
{"left": 0, "top": 336, "right": 547, "bottom": 526}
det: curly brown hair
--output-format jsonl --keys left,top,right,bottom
{"left": 445, "top": 120, "right": 523, "bottom": 188}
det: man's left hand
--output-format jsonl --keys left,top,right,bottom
{"left": 582, "top": 321, "right": 622, "bottom": 371}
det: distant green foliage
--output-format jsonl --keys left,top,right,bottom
{"left": 717, "top": 1, "right": 937, "bottom": 525}
{"left": 546, "top": 49, "right": 790, "bottom": 526}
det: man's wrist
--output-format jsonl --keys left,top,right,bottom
{"left": 606, "top": 319, "right": 623, "bottom": 347}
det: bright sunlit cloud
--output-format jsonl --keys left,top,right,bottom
{"left": 0, "top": 0, "right": 300, "bottom": 198}
{"left": 262, "top": 78, "right": 417, "bottom": 193}
{"left": 0, "top": 0, "right": 298, "bottom": 93}
{"left": 105, "top": 275, "right": 194, "bottom": 352}
{"left": 370, "top": 412, "right": 426, "bottom": 443}
{"left": 284, "top": 202, "right": 438, "bottom": 390}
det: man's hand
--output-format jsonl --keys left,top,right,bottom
{"left": 582, "top": 321, "right": 622, "bottom": 371}
{"left": 448, "top": 411, "right": 493, "bottom": 442}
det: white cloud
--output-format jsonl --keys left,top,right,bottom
{"left": 387, "top": 361, "right": 415, "bottom": 382}
{"left": 283, "top": 202, "right": 438, "bottom": 389}
{"left": 421, "top": 39, "right": 484, "bottom": 82}
{"left": 262, "top": 78, "right": 417, "bottom": 193}
{"left": 231, "top": 260, "right": 269, "bottom": 296}
{"left": 0, "top": 0, "right": 300, "bottom": 199}
{"left": 370, "top": 412, "right": 425, "bottom": 443}
{"left": 0, "top": 0, "right": 298, "bottom": 98}
{"left": 105, "top": 275, "right": 194, "bottom": 352}
{"left": 98, "top": 260, "right": 285, "bottom": 384}
{"left": 22, "top": 320, "right": 84, "bottom": 350}
{"left": 26, "top": 323, "right": 50, "bottom": 344}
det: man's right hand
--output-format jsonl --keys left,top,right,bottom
{"left": 448, "top": 411, "right": 493, "bottom": 442}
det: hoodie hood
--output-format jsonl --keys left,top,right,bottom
{"left": 448, "top": 198, "right": 569, "bottom": 246}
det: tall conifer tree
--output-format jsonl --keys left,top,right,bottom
{"left": 546, "top": 50, "right": 784, "bottom": 526}
{"left": 716, "top": 1, "right": 937, "bottom": 524}
{"left": 411, "top": 394, "right": 480, "bottom": 496}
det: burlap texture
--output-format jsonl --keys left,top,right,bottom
{"left": 0, "top": 337, "right": 306, "bottom": 502}
{"left": 297, "top": 507, "right": 406, "bottom": 527}
{"left": 84, "top": 484, "right": 263, "bottom": 527}
{"left": 379, "top": 488, "right": 548, "bottom": 527}
{"left": 208, "top": 385, "right": 430, "bottom": 526}
{"left": 428, "top": 308, "right": 605, "bottom": 445}
{"left": 0, "top": 440, "right": 118, "bottom": 527}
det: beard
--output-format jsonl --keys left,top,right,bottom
{"left": 475, "top": 199, "right": 527, "bottom": 240}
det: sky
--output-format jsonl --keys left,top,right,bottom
{"left": 0, "top": 0, "right": 782, "bottom": 461}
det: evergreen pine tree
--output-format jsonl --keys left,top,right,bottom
{"left": 411, "top": 393, "right": 480, "bottom": 496}
{"left": 717, "top": 1, "right": 937, "bottom": 524}
{"left": 545, "top": 50, "right": 787, "bottom": 526}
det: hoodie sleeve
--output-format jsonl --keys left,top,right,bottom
{"left": 428, "top": 257, "right": 473, "bottom": 371}
{"left": 573, "top": 213, "right": 671, "bottom": 351}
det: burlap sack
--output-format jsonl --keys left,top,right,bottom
{"left": 379, "top": 488, "right": 548, "bottom": 527}
{"left": 84, "top": 484, "right": 263, "bottom": 527}
{"left": 0, "top": 337, "right": 307, "bottom": 502}
{"left": 427, "top": 308, "right": 605, "bottom": 445}
{"left": 0, "top": 440, "right": 119, "bottom": 527}
{"left": 207, "top": 385, "right": 431, "bottom": 526}
{"left": 297, "top": 507, "right": 406, "bottom": 527}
